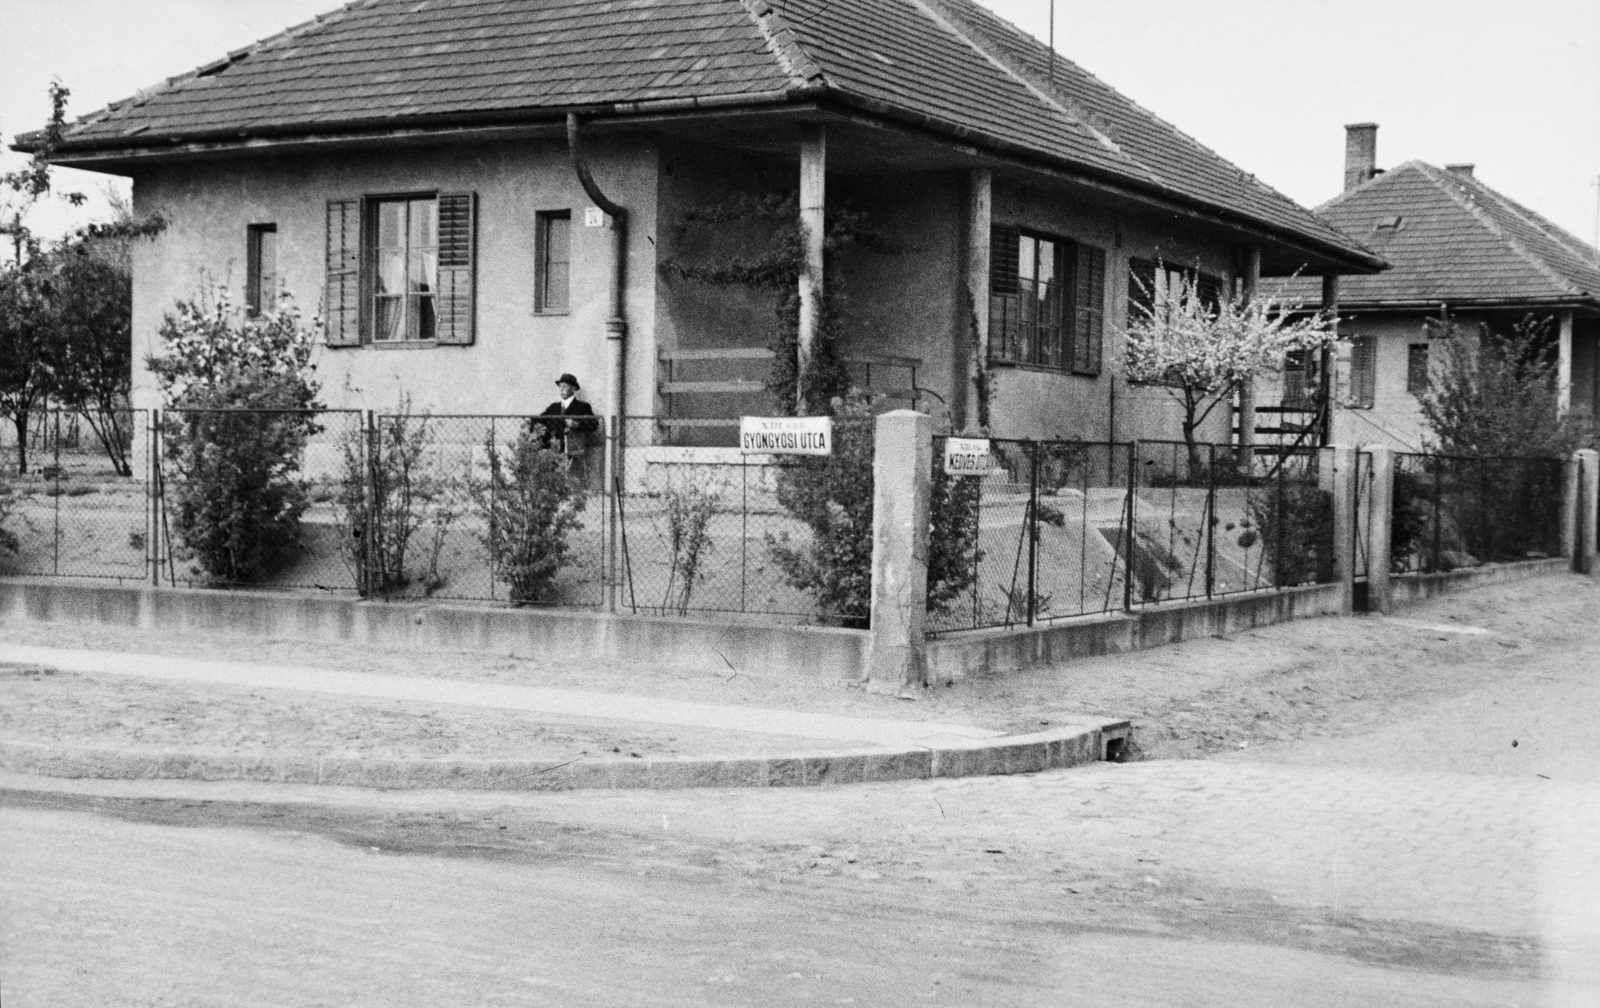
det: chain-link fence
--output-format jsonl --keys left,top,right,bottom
{"left": 928, "top": 439, "right": 1337, "bottom": 635}
{"left": 1392, "top": 453, "right": 1564, "bottom": 574}
{"left": 615, "top": 416, "right": 874, "bottom": 626}
{"left": 0, "top": 409, "right": 149, "bottom": 581}
{"left": 152, "top": 409, "right": 360, "bottom": 591}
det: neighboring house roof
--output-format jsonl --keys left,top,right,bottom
{"left": 12, "top": 0, "right": 1379, "bottom": 270}
{"left": 1285, "top": 160, "right": 1600, "bottom": 310}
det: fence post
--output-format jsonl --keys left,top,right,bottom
{"left": 362, "top": 410, "right": 377, "bottom": 596}
{"left": 866, "top": 410, "right": 931, "bottom": 694}
{"left": 147, "top": 410, "right": 161, "bottom": 586}
{"left": 606, "top": 415, "right": 618, "bottom": 613}
{"left": 1577, "top": 449, "right": 1600, "bottom": 575}
{"left": 1026, "top": 443, "right": 1039, "bottom": 626}
{"left": 1329, "top": 445, "right": 1357, "bottom": 615}
{"left": 1561, "top": 453, "right": 1580, "bottom": 565}
{"left": 1123, "top": 441, "right": 1137, "bottom": 613}
{"left": 1365, "top": 445, "right": 1395, "bottom": 614}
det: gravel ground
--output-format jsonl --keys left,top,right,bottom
{"left": 1, "top": 572, "right": 1594, "bottom": 761}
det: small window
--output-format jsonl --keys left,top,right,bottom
{"left": 1348, "top": 336, "right": 1376, "bottom": 408}
{"left": 989, "top": 227, "right": 1104, "bottom": 372}
{"left": 371, "top": 197, "right": 439, "bottom": 342}
{"left": 246, "top": 224, "right": 277, "bottom": 316}
{"left": 1127, "top": 258, "right": 1223, "bottom": 323}
{"left": 1407, "top": 343, "right": 1430, "bottom": 394}
{"left": 536, "top": 210, "right": 571, "bottom": 313}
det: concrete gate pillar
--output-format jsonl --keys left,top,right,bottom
{"left": 1328, "top": 445, "right": 1357, "bottom": 615}
{"left": 866, "top": 410, "right": 932, "bottom": 694}
{"left": 1364, "top": 445, "right": 1395, "bottom": 614}
{"left": 1576, "top": 449, "right": 1600, "bottom": 575}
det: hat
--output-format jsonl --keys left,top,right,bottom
{"left": 555, "top": 373, "right": 580, "bottom": 390}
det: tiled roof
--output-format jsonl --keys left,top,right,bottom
{"left": 1282, "top": 161, "right": 1600, "bottom": 308}
{"left": 19, "top": 0, "right": 1377, "bottom": 265}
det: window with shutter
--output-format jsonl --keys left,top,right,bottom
{"left": 324, "top": 201, "right": 361, "bottom": 346}
{"left": 1072, "top": 245, "right": 1106, "bottom": 375}
{"left": 1128, "top": 258, "right": 1157, "bottom": 323}
{"left": 1348, "top": 336, "right": 1376, "bottom": 407}
{"left": 435, "top": 192, "right": 476, "bottom": 345}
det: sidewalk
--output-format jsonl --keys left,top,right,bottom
{"left": 0, "top": 643, "right": 1121, "bottom": 790}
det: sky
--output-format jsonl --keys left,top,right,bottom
{"left": 3, "top": 0, "right": 1598, "bottom": 247}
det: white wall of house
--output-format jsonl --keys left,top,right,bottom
{"left": 129, "top": 136, "right": 660, "bottom": 419}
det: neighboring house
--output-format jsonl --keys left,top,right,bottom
{"left": 1272, "top": 123, "right": 1600, "bottom": 452}
{"left": 14, "top": 0, "right": 1381, "bottom": 446}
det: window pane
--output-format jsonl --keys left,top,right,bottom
{"left": 377, "top": 202, "right": 404, "bottom": 248}
{"left": 1018, "top": 236, "right": 1037, "bottom": 283}
{"left": 376, "top": 249, "right": 405, "bottom": 295}
{"left": 410, "top": 249, "right": 437, "bottom": 294}
{"left": 411, "top": 199, "right": 437, "bottom": 250}
{"left": 1035, "top": 239, "right": 1056, "bottom": 287}
{"left": 547, "top": 262, "right": 569, "bottom": 313}
{"left": 375, "top": 296, "right": 404, "bottom": 342}
{"left": 259, "top": 230, "right": 277, "bottom": 308}
{"left": 548, "top": 216, "right": 570, "bottom": 267}
{"left": 413, "top": 295, "right": 436, "bottom": 341}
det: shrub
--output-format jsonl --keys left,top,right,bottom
{"left": 0, "top": 478, "right": 17, "bottom": 556}
{"left": 473, "top": 429, "right": 586, "bottom": 604}
{"left": 926, "top": 466, "right": 983, "bottom": 616}
{"left": 1246, "top": 481, "right": 1334, "bottom": 586}
{"left": 147, "top": 287, "right": 321, "bottom": 583}
{"left": 767, "top": 403, "right": 875, "bottom": 625}
{"left": 337, "top": 406, "right": 461, "bottom": 596}
{"left": 656, "top": 472, "right": 725, "bottom": 616}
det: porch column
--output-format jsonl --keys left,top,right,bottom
{"left": 962, "top": 169, "right": 993, "bottom": 433}
{"left": 1558, "top": 309, "right": 1574, "bottom": 414}
{"left": 1236, "top": 245, "right": 1261, "bottom": 464}
{"left": 797, "top": 125, "right": 826, "bottom": 413}
{"left": 1320, "top": 274, "right": 1340, "bottom": 445}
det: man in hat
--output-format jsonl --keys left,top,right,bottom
{"left": 534, "top": 373, "right": 597, "bottom": 457}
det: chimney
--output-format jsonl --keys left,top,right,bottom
{"left": 1344, "top": 123, "right": 1378, "bottom": 192}
{"left": 1445, "top": 163, "right": 1475, "bottom": 178}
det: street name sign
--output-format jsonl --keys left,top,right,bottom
{"left": 943, "top": 437, "right": 994, "bottom": 475}
{"left": 739, "top": 416, "right": 833, "bottom": 455}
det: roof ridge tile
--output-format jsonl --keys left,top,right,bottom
{"left": 737, "top": 0, "right": 825, "bottom": 88}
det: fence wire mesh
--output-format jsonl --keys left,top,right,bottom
{"left": 928, "top": 439, "right": 1337, "bottom": 635}
{"left": 615, "top": 416, "right": 874, "bottom": 625}
{"left": 153, "top": 409, "right": 360, "bottom": 591}
{"left": 0, "top": 409, "right": 148, "bottom": 581}
{"left": 1392, "top": 453, "right": 1564, "bottom": 574}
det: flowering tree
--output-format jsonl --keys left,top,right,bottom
{"left": 1123, "top": 270, "right": 1336, "bottom": 476}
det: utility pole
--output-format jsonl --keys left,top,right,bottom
{"left": 1048, "top": 0, "right": 1056, "bottom": 87}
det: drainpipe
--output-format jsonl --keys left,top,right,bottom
{"left": 567, "top": 112, "right": 629, "bottom": 612}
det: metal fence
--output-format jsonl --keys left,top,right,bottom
{"left": 0, "top": 408, "right": 877, "bottom": 626}
{"left": 0, "top": 409, "right": 149, "bottom": 581}
{"left": 615, "top": 416, "right": 874, "bottom": 625}
{"left": 927, "top": 438, "right": 1336, "bottom": 635}
{"left": 1391, "top": 452, "right": 1565, "bottom": 574}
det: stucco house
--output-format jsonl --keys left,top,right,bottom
{"left": 1272, "top": 123, "right": 1600, "bottom": 452}
{"left": 16, "top": 0, "right": 1382, "bottom": 446}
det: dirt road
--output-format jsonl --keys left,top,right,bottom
{"left": 3, "top": 575, "right": 1598, "bottom": 1005}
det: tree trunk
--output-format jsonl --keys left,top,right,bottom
{"left": 12, "top": 412, "right": 27, "bottom": 475}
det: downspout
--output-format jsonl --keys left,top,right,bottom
{"left": 567, "top": 112, "right": 629, "bottom": 612}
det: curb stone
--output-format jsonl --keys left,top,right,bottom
{"left": 0, "top": 721, "right": 1130, "bottom": 791}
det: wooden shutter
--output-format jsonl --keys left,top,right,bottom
{"left": 1072, "top": 245, "right": 1106, "bottom": 375}
{"left": 435, "top": 192, "right": 476, "bottom": 345}
{"left": 324, "top": 200, "right": 361, "bottom": 346}
{"left": 989, "top": 223, "right": 1020, "bottom": 294}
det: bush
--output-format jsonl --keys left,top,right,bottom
{"left": 473, "top": 429, "right": 586, "bottom": 604}
{"left": 656, "top": 472, "right": 725, "bottom": 616}
{"left": 1246, "top": 480, "right": 1334, "bottom": 587}
{"left": 767, "top": 404, "right": 875, "bottom": 625}
{"left": 0, "top": 478, "right": 18, "bottom": 557}
{"left": 338, "top": 407, "right": 460, "bottom": 596}
{"left": 159, "top": 381, "right": 319, "bottom": 582}
{"left": 147, "top": 287, "right": 321, "bottom": 583}
{"left": 926, "top": 466, "right": 983, "bottom": 616}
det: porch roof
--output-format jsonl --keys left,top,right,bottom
{"left": 13, "top": 0, "right": 1381, "bottom": 272}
